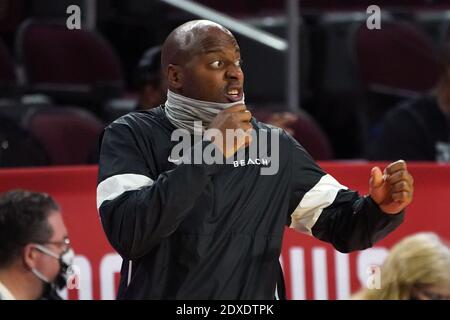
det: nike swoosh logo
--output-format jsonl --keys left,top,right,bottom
{"left": 168, "top": 156, "right": 182, "bottom": 165}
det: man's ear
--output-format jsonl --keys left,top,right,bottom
{"left": 22, "top": 244, "right": 38, "bottom": 270}
{"left": 167, "top": 64, "right": 183, "bottom": 89}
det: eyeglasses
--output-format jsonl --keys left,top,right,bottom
{"left": 39, "top": 237, "right": 71, "bottom": 252}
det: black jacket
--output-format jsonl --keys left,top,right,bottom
{"left": 97, "top": 106, "right": 404, "bottom": 299}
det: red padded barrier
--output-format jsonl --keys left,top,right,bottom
{"left": 0, "top": 163, "right": 448, "bottom": 299}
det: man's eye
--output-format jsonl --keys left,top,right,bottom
{"left": 210, "top": 61, "right": 223, "bottom": 69}
{"left": 235, "top": 59, "right": 243, "bottom": 68}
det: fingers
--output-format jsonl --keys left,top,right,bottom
{"left": 385, "top": 159, "right": 407, "bottom": 175}
{"left": 374, "top": 160, "right": 414, "bottom": 207}
{"left": 369, "top": 166, "right": 383, "bottom": 188}
{"left": 384, "top": 160, "right": 414, "bottom": 203}
{"left": 241, "top": 121, "right": 253, "bottom": 131}
{"left": 209, "top": 104, "right": 254, "bottom": 157}
{"left": 384, "top": 160, "right": 414, "bottom": 193}
{"left": 391, "top": 180, "right": 413, "bottom": 194}
{"left": 391, "top": 191, "right": 412, "bottom": 203}
{"left": 387, "top": 169, "right": 414, "bottom": 186}
{"left": 221, "top": 104, "right": 252, "bottom": 122}
{"left": 235, "top": 110, "right": 252, "bottom": 123}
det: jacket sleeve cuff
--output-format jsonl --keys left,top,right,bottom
{"left": 365, "top": 195, "right": 405, "bottom": 221}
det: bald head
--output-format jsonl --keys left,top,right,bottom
{"left": 161, "top": 20, "right": 244, "bottom": 103}
{"left": 161, "top": 20, "right": 237, "bottom": 71}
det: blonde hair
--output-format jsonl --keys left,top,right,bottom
{"left": 352, "top": 232, "right": 450, "bottom": 300}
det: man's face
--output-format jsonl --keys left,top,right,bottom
{"left": 33, "top": 211, "right": 69, "bottom": 283}
{"left": 179, "top": 28, "right": 244, "bottom": 103}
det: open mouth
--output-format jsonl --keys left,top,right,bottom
{"left": 225, "top": 87, "right": 243, "bottom": 102}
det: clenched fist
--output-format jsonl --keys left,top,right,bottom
{"left": 369, "top": 160, "right": 414, "bottom": 214}
{"left": 207, "top": 104, "right": 253, "bottom": 158}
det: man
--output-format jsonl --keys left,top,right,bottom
{"left": 97, "top": 20, "right": 414, "bottom": 299}
{"left": 369, "top": 42, "right": 450, "bottom": 162}
{"left": 0, "top": 190, "right": 73, "bottom": 300}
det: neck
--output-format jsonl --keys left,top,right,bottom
{"left": 164, "top": 90, "right": 245, "bottom": 133}
{"left": 168, "top": 90, "right": 244, "bottom": 109}
{"left": 0, "top": 266, "right": 42, "bottom": 300}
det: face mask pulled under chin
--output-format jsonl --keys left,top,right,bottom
{"left": 31, "top": 245, "right": 75, "bottom": 300}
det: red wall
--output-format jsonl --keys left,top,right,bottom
{"left": 0, "top": 163, "right": 449, "bottom": 299}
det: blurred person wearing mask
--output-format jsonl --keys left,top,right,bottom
{"left": 352, "top": 232, "right": 450, "bottom": 300}
{"left": 0, "top": 190, "right": 73, "bottom": 300}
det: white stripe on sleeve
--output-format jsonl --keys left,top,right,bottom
{"left": 290, "top": 174, "right": 348, "bottom": 235}
{"left": 97, "top": 174, "right": 154, "bottom": 209}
